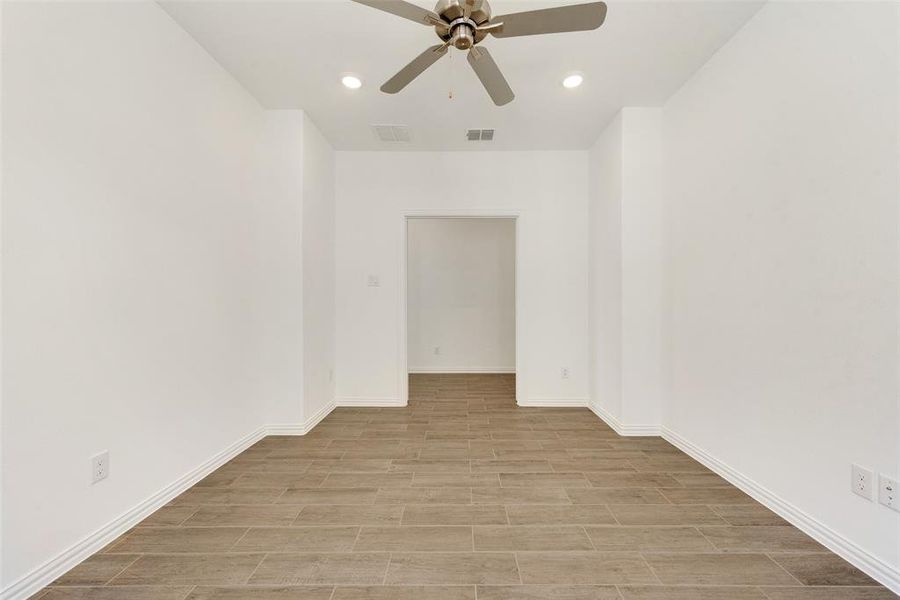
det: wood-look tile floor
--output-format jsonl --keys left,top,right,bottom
{"left": 34, "top": 374, "right": 898, "bottom": 599}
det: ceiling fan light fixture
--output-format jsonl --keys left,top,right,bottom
{"left": 350, "top": 0, "right": 608, "bottom": 105}
{"left": 342, "top": 75, "right": 363, "bottom": 89}
{"left": 562, "top": 73, "right": 584, "bottom": 89}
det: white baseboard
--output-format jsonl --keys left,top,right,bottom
{"left": 268, "top": 400, "right": 336, "bottom": 435}
{"left": 662, "top": 427, "right": 900, "bottom": 595}
{"left": 335, "top": 396, "right": 405, "bottom": 407}
{"left": 408, "top": 367, "right": 516, "bottom": 374}
{"left": 518, "top": 397, "right": 589, "bottom": 407}
{"left": 589, "top": 402, "right": 661, "bottom": 436}
{"left": 1, "top": 425, "right": 268, "bottom": 600}
{"left": 303, "top": 400, "right": 336, "bottom": 430}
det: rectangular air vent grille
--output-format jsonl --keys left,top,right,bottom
{"left": 467, "top": 128, "right": 495, "bottom": 141}
{"left": 372, "top": 124, "right": 411, "bottom": 143}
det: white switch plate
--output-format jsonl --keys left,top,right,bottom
{"left": 367, "top": 275, "right": 380, "bottom": 287}
{"left": 92, "top": 450, "right": 109, "bottom": 484}
{"left": 879, "top": 474, "right": 898, "bottom": 511}
{"left": 851, "top": 464, "right": 873, "bottom": 500}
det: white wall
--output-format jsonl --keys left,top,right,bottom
{"left": 1, "top": 1, "right": 305, "bottom": 590}
{"left": 252, "top": 110, "right": 305, "bottom": 426}
{"left": 335, "top": 152, "right": 589, "bottom": 406}
{"left": 0, "top": 0, "right": 5, "bottom": 584}
{"left": 662, "top": 0, "right": 900, "bottom": 586}
{"left": 251, "top": 110, "right": 335, "bottom": 430}
{"left": 588, "top": 108, "right": 664, "bottom": 430}
{"left": 301, "top": 114, "right": 336, "bottom": 423}
{"left": 588, "top": 114, "right": 623, "bottom": 420}
{"left": 620, "top": 108, "right": 663, "bottom": 428}
{"left": 407, "top": 218, "right": 515, "bottom": 373}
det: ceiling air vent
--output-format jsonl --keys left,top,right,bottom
{"left": 372, "top": 124, "right": 411, "bottom": 143}
{"left": 467, "top": 128, "right": 495, "bottom": 142}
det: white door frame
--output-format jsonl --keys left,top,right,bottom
{"left": 398, "top": 209, "right": 522, "bottom": 406}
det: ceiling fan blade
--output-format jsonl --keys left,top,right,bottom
{"left": 351, "top": 0, "right": 445, "bottom": 27}
{"left": 467, "top": 47, "right": 514, "bottom": 106}
{"left": 381, "top": 45, "right": 449, "bottom": 94}
{"left": 489, "top": 2, "right": 607, "bottom": 38}
{"left": 463, "top": 0, "right": 482, "bottom": 19}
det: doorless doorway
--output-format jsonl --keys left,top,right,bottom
{"left": 398, "top": 212, "right": 520, "bottom": 405}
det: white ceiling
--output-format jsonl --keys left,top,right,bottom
{"left": 161, "top": 0, "right": 763, "bottom": 151}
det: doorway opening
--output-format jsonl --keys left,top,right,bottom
{"left": 401, "top": 216, "right": 518, "bottom": 405}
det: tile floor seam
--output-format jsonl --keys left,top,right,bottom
{"left": 289, "top": 506, "right": 306, "bottom": 527}
{"left": 638, "top": 552, "right": 665, "bottom": 586}
{"left": 601, "top": 503, "right": 623, "bottom": 527}
{"left": 583, "top": 525, "right": 598, "bottom": 551}
{"left": 225, "top": 526, "right": 252, "bottom": 551}
{"left": 102, "top": 534, "right": 131, "bottom": 555}
{"left": 694, "top": 521, "right": 724, "bottom": 552}
{"left": 241, "top": 552, "right": 268, "bottom": 585}
{"left": 382, "top": 551, "right": 392, "bottom": 584}
{"left": 512, "top": 552, "right": 523, "bottom": 584}
{"left": 764, "top": 551, "right": 808, "bottom": 587}
{"left": 271, "top": 487, "right": 291, "bottom": 504}
{"left": 101, "top": 554, "right": 143, "bottom": 586}
{"left": 653, "top": 487, "right": 675, "bottom": 505}
{"left": 176, "top": 508, "right": 199, "bottom": 527}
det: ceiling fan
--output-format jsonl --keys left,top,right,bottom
{"left": 351, "top": 0, "right": 607, "bottom": 106}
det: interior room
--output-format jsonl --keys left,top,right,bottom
{"left": 2, "top": 0, "right": 899, "bottom": 598}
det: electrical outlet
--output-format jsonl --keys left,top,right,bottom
{"left": 851, "top": 464, "right": 873, "bottom": 500}
{"left": 367, "top": 275, "right": 380, "bottom": 287}
{"left": 879, "top": 474, "right": 898, "bottom": 512}
{"left": 560, "top": 367, "right": 570, "bottom": 379}
{"left": 92, "top": 451, "right": 109, "bottom": 484}
{"left": 433, "top": 346, "right": 441, "bottom": 355}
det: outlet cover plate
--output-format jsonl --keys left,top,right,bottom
{"left": 92, "top": 450, "right": 109, "bottom": 484}
{"left": 879, "top": 474, "right": 898, "bottom": 511}
{"left": 851, "top": 464, "right": 873, "bottom": 500}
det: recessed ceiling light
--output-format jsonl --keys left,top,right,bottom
{"left": 562, "top": 74, "right": 584, "bottom": 89}
{"left": 342, "top": 75, "right": 362, "bottom": 89}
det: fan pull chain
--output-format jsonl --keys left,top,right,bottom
{"left": 448, "top": 49, "right": 454, "bottom": 100}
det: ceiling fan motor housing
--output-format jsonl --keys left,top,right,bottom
{"left": 434, "top": 0, "right": 491, "bottom": 48}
